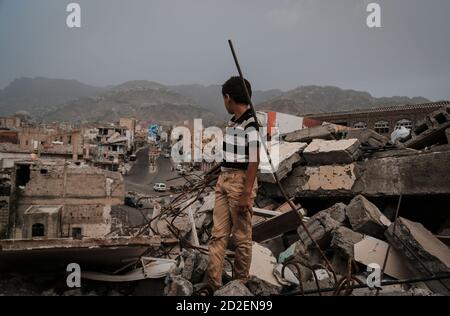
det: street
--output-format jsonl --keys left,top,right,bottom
{"left": 124, "top": 145, "right": 179, "bottom": 195}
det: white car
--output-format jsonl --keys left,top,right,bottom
{"left": 175, "top": 164, "right": 183, "bottom": 171}
{"left": 164, "top": 153, "right": 170, "bottom": 158}
{"left": 153, "top": 183, "right": 167, "bottom": 192}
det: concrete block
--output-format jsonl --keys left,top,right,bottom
{"left": 249, "top": 243, "right": 282, "bottom": 290}
{"left": 284, "top": 124, "right": 337, "bottom": 143}
{"left": 303, "top": 139, "right": 361, "bottom": 165}
{"left": 385, "top": 217, "right": 450, "bottom": 294}
{"left": 346, "top": 195, "right": 391, "bottom": 238}
{"left": 214, "top": 280, "right": 254, "bottom": 296}
{"left": 164, "top": 275, "right": 193, "bottom": 296}
{"left": 246, "top": 276, "right": 281, "bottom": 296}
{"left": 331, "top": 226, "right": 364, "bottom": 258}
{"left": 354, "top": 235, "right": 415, "bottom": 280}
{"left": 263, "top": 150, "right": 450, "bottom": 199}
{"left": 258, "top": 142, "right": 307, "bottom": 183}
{"left": 297, "top": 204, "right": 347, "bottom": 249}
{"left": 406, "top": 106, "right": 450, "bottom": 149}
{"left": 299, "top": 164, "right": 356, "bottom": 193}
{"left": 345, "top": 128, "right": 389, "bottom": 148}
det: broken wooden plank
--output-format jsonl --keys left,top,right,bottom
{"left": 252, "top": 209, "right": 304, "bottom": 243}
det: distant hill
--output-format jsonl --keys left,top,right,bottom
{"left": 0, "top": 78, "right": 433, "bottom": 124}
{"left": 39, "top": 84, "right": 221, "bottom": 125}
{"left": 0, "top": 77, "right": 104, "bottom": 116}
{"left": 257, "top": 86, "right": 430, "bottom": 115}
{"left": 112, "top": 80, "right": 167, "bottom": 91}
{"left": 169, "top": 84, "right": 283, "bottom": 118}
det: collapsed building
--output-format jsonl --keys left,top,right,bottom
{"left": 82, "top": 122, "right": 136, "bottom": 173}
{"left": 8, "top": 160, "right": 125, "bottom": 239}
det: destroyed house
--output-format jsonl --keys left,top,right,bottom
{"left": 6, "top": 160, "right": 125, "bottom": 240}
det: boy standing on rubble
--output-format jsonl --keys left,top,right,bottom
{"left": 205, "top": 76, "right": 260, "bottom": 294}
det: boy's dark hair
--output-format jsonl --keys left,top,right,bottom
{"left": 222, "top": 76, "right": 252, "bottom": 104}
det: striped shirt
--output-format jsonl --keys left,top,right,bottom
{"left": 221, "top": 108, "right": 260, "bottom": 171}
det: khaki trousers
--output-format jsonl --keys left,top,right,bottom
{"left": 207, "top": 170, "right": 258, "bottom": 289}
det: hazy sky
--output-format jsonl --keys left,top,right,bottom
{"left": 1, "top": 0, "right": 449, "bottom": 100}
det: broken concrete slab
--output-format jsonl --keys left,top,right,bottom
{"left": 180, "top": 249, "right": 209, "bottom": 284}
{"left": 249, "top": 243, "right": 282, "bottom": 291}
{"left": 324, "top": 202, "right": 347, "bottom": 223}
{"left": 284, "top": 124, "right": 337, "bottom": 143}
{"left": 192, "top": 252, "right": 209, "bottom": 284}
{"left": 297, "top": 204, "right": 347, "bottom": 249}
{"left": 273, "top": 264, "right": 300, "bottom": 286}
{"left": 214, "top": 280, "right": 254, "bottom": 296}
{"left": 263, "top": 149, "right": 450, "bottom": 199}
{"left": 246, "top": 275, "right": 281, "bottom": 296}
{"left": 278, "top": 240, "right": 308, "bottom": 264}
{"left": 345, "top": 128, "right": 390, "bottom": 148}
{"left": 354, "top": 235, "right": 415, "bottom": 280}
{"left": 303, "top": 138, "right": 361, "bottom": 165}
{"left": 164, "top": 275, "right": 193, "bottom": 296}
{"left": 385, "top": 217, "right": 450, "bottom": 293}
{"left": 331, "top": 226, "right": 364, "bottom": 258}
{"left": 258, "top": 142, "right": 307, "bottom": 183}
{"left": 406, "top": 106, "right": 450, "bottom": 149}
{"left": 181, "top": 250, "right": 196, "bottom": 281}
{"left": 289, "top": 164, "right": 357, "bottom": 196}
{"left": 346, "top": 195, "right": 391, "bottom": 238}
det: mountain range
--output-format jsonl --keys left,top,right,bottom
{"left": 0, "top": 77, "right": 433, "bottom": 124}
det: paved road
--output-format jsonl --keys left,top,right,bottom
{"left": 124, "top": 146, "right": 178, "bottom": 195}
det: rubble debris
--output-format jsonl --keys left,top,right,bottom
{"left": 284, "top": 123, "right": 337, "bottom": 143}
{"left": 297, "top": 203, "right": 347, "bottom": 249}
{"left": 278, "top": 240, "right": 308, "bottom": 264}
{"left": 246, "top": 275, "right": 281, "bottom": 296}
{"left": 181, "top": 249, "right": 209, "bottom": 284}
{"left": 302, "top": 273, "right": 337, "bottom": 296}
{"left": 164, "top": 275, "right": 194, "bottom": 296}
{"left": 354, "top": 236, "right": 415, "bottom": 280}
{"left": 82, "top": 257, "right": 177, "bottom": 282}
{"left": 446, "top": 128, "right": 450, "bottom": 144}
{"left": 331, "top": 226, "right": 364, "bottom": 258}
{"left": 252, "top": 208, "right": 282, "bottom": 218}
{"left": 63, "top": 289, "right": 83, "bottom": 296}
{"left": 303, "top": 139, "right": 361, "bottom": 165}
{"left": 344, "top": 128, "right": 390, "bottom": 148}
{"left": 214, "top": 280, "right": 253, "bottom": 296}
{"left": 252, "top": 208, "right": 304, "bottom": 243}
{"left": 264, "top": 149, "right": 450, "bottom": 199}
{"left": 258, "top": 142, "right": 307, "bottom": 183}
{"left": 385, "top": 217, "right": 450, "bottom": 294}
{"left": 351, "top": 284, "right": 437, "bottom": 296}
{"left": 0, "top": 236, "right": 161, "bottom": 271}
{"left": 346, "top": 195, "right": 390, "bottom": 238}
{"left": 273, "top": 264, "right": 299, "bottom": 286}
{"left": 246, "top": 243, "right": 282, "bottom": 295}
{"left": 405, "top": 105, "right": 450, "bottom": 149}
{"left": 275, "top": 199, "right": 301, "bottom": 213}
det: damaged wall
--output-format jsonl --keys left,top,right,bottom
{"left": 263, "top": 149, "right": 450, "bottom": 198}
{"left": 10, "top": 162, "right": 124, "bottom": 239}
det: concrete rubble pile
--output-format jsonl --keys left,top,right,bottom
{"left": 159, "top": 106, "right": 450, "bottom": 296}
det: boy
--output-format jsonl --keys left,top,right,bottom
{"left": 206, "top": 76, "right": 260, "bottom": 292}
